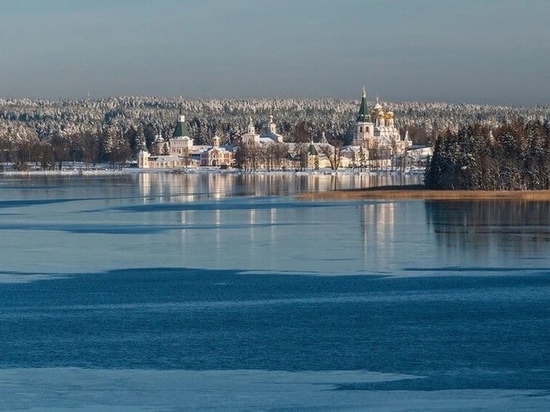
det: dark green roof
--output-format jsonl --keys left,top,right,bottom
{"left": 356, "top": 90, "right": 370, "bottom": 122}
{"left": 172, "top": 105, "right": 191, "bottom": 138}
{"left": 172, "top": 118, "right": 191, "bottom": 138}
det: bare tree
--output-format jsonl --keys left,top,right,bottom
{"left": 12, "top": 135, "right": 39, "bottom": 171}
{"left": 49, "top": 132, "right": 71, "bottom": 170}
{"left": 32, "top": 141, "right": 54, "bottom": 170}
{"left": 0, "top": 133, "right": 11, "bottom": 170}
{"left": 357, "top": 146, "right": 366, "bottom": 171}
{"left": 80, "top": 131, "right": 101, "bottom": 168}
{"left": 264, "top": 143, "right": 288, "bottom": 170}
{"left": 235, "top": 141, "right": 262, "bottom": 171}
{"left": 320, "top": 142, "right": 342, "bottom": 171}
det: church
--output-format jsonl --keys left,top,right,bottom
{"left": 352, "top": 89, "right": 411, "bottom": 162}
{"left": 241, "top": 115, "right": 284, "bottom": 145}
{"left": 138, "top": 108, "right": 233, "bottom": 169}
{"left": 138, "top": 89, "right": 413, "bottom": 170}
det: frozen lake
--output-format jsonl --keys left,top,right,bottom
{"left": 0, "top": 172, "right": 549, "bottom": 411}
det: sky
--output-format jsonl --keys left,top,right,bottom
{"left": 0, "top": 0, "right": 549, "bottom": 105}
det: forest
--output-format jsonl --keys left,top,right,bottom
{"left": 1, "top": 95, "right": 549, "bottom": 173}
{"left": 425, "top": 119, "right": 550, "bottom": 190}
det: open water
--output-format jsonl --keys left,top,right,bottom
{"left": 0, "top": 172, "right": 549, "bottom": 411}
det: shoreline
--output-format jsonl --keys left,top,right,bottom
{"left": 298, "top": 185, "right": 550, "bottom": 201}
{"left": 0, "top": 167, "right": 424, "bottom": 177}
{"left": 3, "top": 169, "right": 550, "bottom": 201}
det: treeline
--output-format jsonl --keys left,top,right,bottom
{"left": 2, "top": 96, "right": 550, "bottom": 171}
{"left": 2, "top": 96, "right": 550, "bottom": 147}
{"left": 425, "top": 119, "right": 550, "bottom": 190}
{"left": 0, "top": 127, "right": 142, "bottom": 171}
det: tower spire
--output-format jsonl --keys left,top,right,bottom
{"left": 173, "top": 105, "right": 190, "bottom": 138}
{"left": 247, "top": 117, "right": 255, "bottom": 134}
{"left": 356, "top": 88, "right": 370, "bottom": 122}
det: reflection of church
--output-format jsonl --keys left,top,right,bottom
{"left": 138, "top": 108, "right": 233, "bottom": 169}
{"left": 353, "top": 89, "right": 411, "bottom": 161}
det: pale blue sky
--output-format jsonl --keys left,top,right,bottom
{"left": 1, "top": 0, "right": 549, "bottom": 105}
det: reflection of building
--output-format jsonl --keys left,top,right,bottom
{"left": 361, "top": 203, "right": 396, "bottom": 236}
{"left": 137, "top": 172, "right": 237, "bottom": 201}
{"left": 139, "top": 108, "right": 233, "bottom": 169}
{"left": 360, "top": 202, "right": 397, "bottom": 268}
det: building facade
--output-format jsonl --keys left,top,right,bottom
{"left": 352, "top": 89, "right": 411, "bottom": 162}
{"left": 139, "top": 109, "right": 233, "bottom": 169}
{"left": 138, "top": 90, "right": 413, "bottom": 171}
{"left": 200, "top": 136, "right": 233, "bottom": 167}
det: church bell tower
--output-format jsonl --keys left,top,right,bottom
{"left": 353, "top": 88, "right": 374, "bottom": 147}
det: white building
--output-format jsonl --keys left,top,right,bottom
{"left": 352, "top": 89, "right": 411, "bottom": 161}
{"left": 139, "top": 108, "right": 233, "bottom": 169}
{"left": 169, "top": 109, "right": 194, "bottom": 154}
{"left": 241, "top": 115, "right": 285, "bottom": 145}
{"left": 241, "top": 118, "right": 261, "bottom": 144}
{"left": 200, "top": 136, "right": 233, "bottom": 167}
{"left": 259, "top": 115, "right": 284, "bottom": 143}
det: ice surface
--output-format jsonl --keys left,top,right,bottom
{"left": 2, "top": 175, "right": 550, "bottom": 410}
{"left": 1, "top": 368, "right": 549, "bottom": 411}
{"left": 2, "top": 173, "right": 550, "bottom": 278}
{"left": 0, "top": 272, "right": 68, "bottom": 284}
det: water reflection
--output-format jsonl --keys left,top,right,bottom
{"left": 360, "top": 203, "right": 396, "bottom": 248}
{"left": 358, "top": 203, "right": 397, "bottom": 272}
{"left": 135, "top": 173, "right": 550, "bottom": 272}
{"left": 6, "top": 172, "right": 550, "bottom": 276}
{"left": 425, "top": 200, "right": 550, "bottom": 258}
{"left": 138, "top": 173, "right": 237, "bottom": 202}
{"left": 137, "top": 172, "right": 420, "bottom": 200}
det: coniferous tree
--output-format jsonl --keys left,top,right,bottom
{"left": 426, "top": 119, "right": 550, "bottom": 190}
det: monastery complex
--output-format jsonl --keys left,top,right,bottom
{"left": 138, "top": 90, "right": 423, "bottom": 170}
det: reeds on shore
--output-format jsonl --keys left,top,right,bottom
{"left": 298, "top": 185, "right": 550, "bottom": 201}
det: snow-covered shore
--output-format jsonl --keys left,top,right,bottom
{"left": 0, "top": 165, "right": 426, "bottom": 177}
